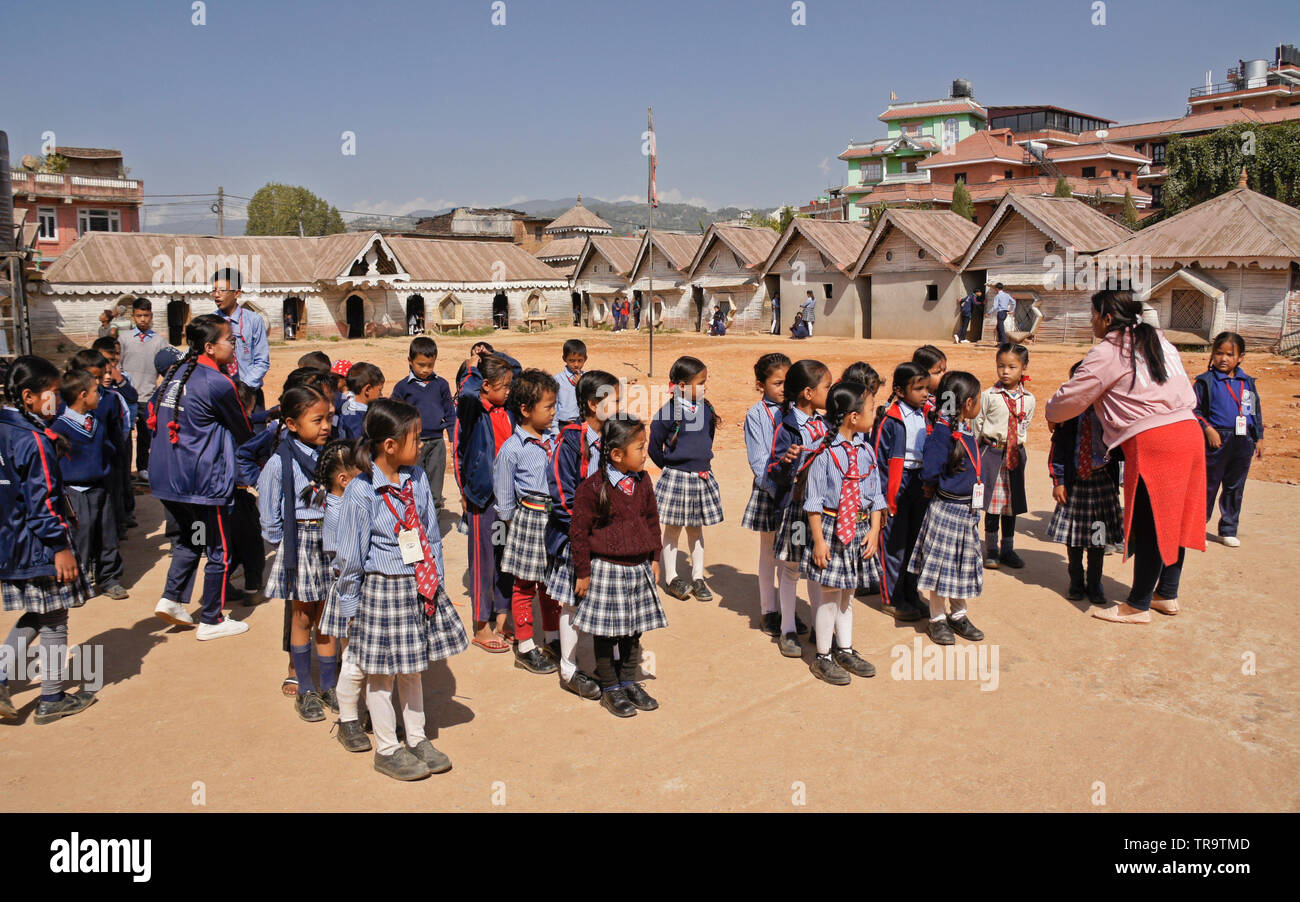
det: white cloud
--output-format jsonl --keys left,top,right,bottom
{"left": 349, "top": 196, "right": 459, "bottom": 216}
{"left": 818, "top": 156, "right": 831, "bottom": 177}
{"left": 597, "top": 187, "right": 713, "bottom": 208}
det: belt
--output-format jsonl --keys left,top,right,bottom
{"left": 822, "top": 508, "right": 868, "bottom": 521}
{"left": 296, "top": 519, "right": 323, "bottom": 527}
{"left": 936, "top": 490, "right": 973, "bottom": 503}
{"left": 519, "top": 493, "right": 551, "bottom": 512}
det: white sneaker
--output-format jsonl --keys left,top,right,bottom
{"left": 1221, "top": 536, "right": 1241, "bottom": 547}
{"left": 953, "top": 334, "right": 961, "bottom": 343}
{"left": 196, "top": 617, "right": 250, "bottom": 641}
{"left": 154, "top": 598, "right": 194, "bottom": 626}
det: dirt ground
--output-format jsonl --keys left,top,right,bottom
{"left": 3, "top": 327, "right": 1298, "bottom": 812}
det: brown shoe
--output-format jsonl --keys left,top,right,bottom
{"left": 1091, "top": 603, "right": 1151, "bottom": 624}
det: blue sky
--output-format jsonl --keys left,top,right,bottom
{"left": 7, "top": 0, "right": 1296, "bottom": 224}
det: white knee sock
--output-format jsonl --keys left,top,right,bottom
{"left": 950, "top": 601, "right": 968, "bottom": 620}
{"left": 397, "top": 671, "right": 426, "bottom": 747}
{"left": 337, "top": 641, "right": 365, "bottom": 722}
{"left": 662, "top": 525, "right": 682, "bottom": 584}
{"left": 812, "top": 584, "right": 836, "bottom": 655}
{"left": 558, "top": 604, "right": 579, "bottom": 681}
{"left": 833, "top": 589, "right": 854, "bottom": 650}
{"left": 930, "top": 593, "right": 950, "bottom": 621}
{"left": 685, "top": 526, "right": 704, "bottom": 581}
{"left": 779, "top": 562, "right": 800, "bottom": 634}
{"left": 758, "top": 531, "right": 778, "bottom": 614}
{"left": 366, "top": 674, "right": 399, "bottom": 756}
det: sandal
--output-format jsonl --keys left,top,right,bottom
{"left": 472, "top": 636, "right": 511, "bottom": 654}
{"left": 281, "top": 676, "right": 299, "bottom": 697}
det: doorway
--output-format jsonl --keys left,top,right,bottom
{"left": 571, "top": 291, "right": 581, "bottom": 326}
{"left": 166, "top": 299, "right": 190, "bottom": 345}
{"left": 690, "top": 285, "right": 705, "bottom": 332}
{"left": 345, "top": 295, "right": 365, "bottom": 338}
{"left": 492, "top": 292, "right": 509, "bottom": 330}
{"left": 764, "top": 275, "right": 782, "bottom": 334}
{"left": 282, "top": 297, "right": 304, "bottom": 340}
{"left": 405, "top": 294, "right": 426, "bottom": 334}
{"left": 860, "top": 276, "right": 872, "bottom": 339}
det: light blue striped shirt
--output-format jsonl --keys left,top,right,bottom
{"left": 493, "top": 425, "right": 556, "bottom": 520}
{"left": 217, "top": 304, "right": 270, "bottom": 389}
{"left": 323, "top": 492, "right": 343, "bottom": 563}
{"left": 803, "top": 436, "right": 886, "bottom": 514}
{"left": 553, "top": 368, "right": 583, "bottom": 424}
{"left": 744, "top": 398, "right": 782, "bottom": 489}
{"left": 256, "top": 438, "right": 323, "bottom": 544}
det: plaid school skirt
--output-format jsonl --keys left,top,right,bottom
{"left": 499, "top": 498, "right": 550, "bottom": 583}
{"left": 317, "top": 574, "right": 349, "bottom": 639}
{"left": 350, "top": 574, "right": 468, "bottom": 675}
{"left": 572, "top": 559, "right": 667, "bottom": 637}
{"left": 266, "top": 522, "right": 330, "bottom": 603}
{"left": 1047, "top": 470, "right": 1123, "bottom": 548}
{"left": 741, "top": 484, "right": 781, "bottom": 533}
{"left": 908, "top": 497, "right": 984, "bottom": 599}
{"left": 656, "top": 467, "right": 724, "bottom": 527}
{"left": 2, "top": 574, "right": 90, "bottom": 614}
{"left": 804, "top": 510, "right": 883, "bottom": 590}
{"left": 773, "top": 502, "right": 810, "bottom": 564}
{"left": 544, "top": 541, "right": 577, "bottom": 607}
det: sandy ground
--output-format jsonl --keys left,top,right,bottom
{"left": 2, "top": 327, "right": 1298, "bottom": 812}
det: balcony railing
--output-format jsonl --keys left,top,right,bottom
{"left": 879, "top": 170, "right": 931, "bottom": 185}
{"left": 1189, "top": 78, "right": 1296, "bottom": 97}
{"left": 10, "top": 170, "right": 142, "bottom": 198}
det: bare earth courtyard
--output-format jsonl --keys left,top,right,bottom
{"left": 3, "top": 328, "right": 1298, "bottom": 812}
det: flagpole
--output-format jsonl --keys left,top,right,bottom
{"left": 647, "top": 105, "right": 655, "bottom": 379}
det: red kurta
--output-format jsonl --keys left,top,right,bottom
{"left": 1121, "top": 419, "right": 1207, "bottom": 565}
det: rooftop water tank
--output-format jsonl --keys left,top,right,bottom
{"left": 952, "top": 78, "right": 973, "bottom": 99}
{"left": 1243, "top": 58, "right": 1269, "bottom": 88}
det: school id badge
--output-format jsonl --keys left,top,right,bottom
{"left": 1236, "top": 416, "right": 1248, "bottom": 436}
{"left": 398, "top": 528, "right": 426, "bottom": 565}
{"left": 971, "top": 482, "right": 985, "bottom": 509}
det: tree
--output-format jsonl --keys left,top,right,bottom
{"left": 950, "top": 181, "right": 975, "bottom": 220}
{"left": 1053, "top": 176, "right": 1072, "bottom": 198}
{"left": 1120, "top": 189, "right": 1139, "bottom": 229}
{"left": 1091, "top": 189, "right": 1104, "bottom": 210}
{"left": 777, "top": 205, "right": 796, "bottom": 233}
{"left": 245, "top": 183, "right": 346, "bottom": 236}
{"left": 1161, "top": 121, "right": 1300, "bottom": 216}
{"left": 38, "top": 153, "right": 68, "bottom": 174}
{"left": 746, "top": 211, "right": 781, "bottom": 231}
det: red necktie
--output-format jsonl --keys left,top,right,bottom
{"left": 1077, "top": 416, "right": 1094, "bottom": 479}
{"left": 1002, "top": 393, "right": 1022, "bottom": 469}
{"left": 836, "top": 443, "right": 861, "bottom": 546}
{"left": 84, "top": 415, "right": 94, "bottom": 432}
{"left": 808, "top": 417, "right": 826, "bottom": 442}
{"left": 383, "top": 482, "right": 440, "bottom": 615}
{"left": 616, "top": 474, "right": 636, "bottom": 496}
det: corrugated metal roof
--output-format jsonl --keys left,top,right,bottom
{"left": 631, "top": 231, "right": 703, "bottom": 276}
{"left": 960, "top": 195, "right": 1132, "bottom": 269}
{"left": 573, "top": 236, "right": 641, "bottom": 280}
{"left": 1098, "top": 187, "right": 1300, "bottom": 266}
{"left": 854, "top": 209, "right": 979, "bottom": 274}
{"left": 533, "top": 237, "right": 586, "bottom": 261}
{"left": 761, "top": 219, "right": 870, "bottom": 276}
{"left": 54, "top": 147, "right": 123, "bottom": 159}
{"left": 544, "top": 198, "right": 613, "bottom": 234}
{"left": 1044, "top": 142, "right": 1150, "bottom": 163}
{"left": 1078, "top": 106, "right": 1300, "bottom": 142}
{"left": 688, "top": 224, "right": 780, "bottom": 275}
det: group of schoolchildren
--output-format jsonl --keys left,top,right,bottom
{"left": 0, "top": 309, "right": 1265, "bottom": 777}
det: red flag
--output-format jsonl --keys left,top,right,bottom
{"left": 647, "top": 107, "right": 658, "bottom": 209}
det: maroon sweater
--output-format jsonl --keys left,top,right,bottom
{"left": 570, "top": 469, "right": 662, "bottom": 579}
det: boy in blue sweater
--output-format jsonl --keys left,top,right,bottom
{"left": 52, "top": 368, "right": 128, "bottom": 599}
{"left": 390, "top": 337, "right": 455, "bottom": 509}
{"left": 337, "top": 362, "right": 385, "bottom": 441}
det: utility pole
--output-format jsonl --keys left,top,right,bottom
{"left": 216, "top": 186, "right": 224, "bottom": 236}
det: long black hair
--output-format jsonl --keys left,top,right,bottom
{"left": 271, "top": 386, "right": 330, "bottom": 454}
{"left": 664, "top": 355, "right": 719, "bottom": 449}
{"left": 593, "top": 414, "right": 646, "bottom": 527}
{"left": 872, "top": 361, "right": 928, "bottom": 437}
{"left": 840, "top": 361, "right": 882, "bottom": 394}
{"left": 782, "top": 359, "right": 830, "bottom": 414}
{"left": 754, "top": 352, "right": 791, "bottom": 384}
{"left": 931, "top": 370, "right": 981, "bottom": 476}
{"left": 1092, "top": 289, "right": 1168, "bottom": 387}
{"left": 5, "top": 356, "right": 70, "bottom": 457}
{"left": 158, "top": 314, "right": 230, "bottom": 445}
{"left": 312, "top": 438, "right": 360, "bottom": 502}
{"left": 576, "top": 370, "right": 619, "bottom": 422}
{"left": 792, "top": 380, "right": 869, "bottom": 507}
{"left": 356, "top": 397, "right": 422, "bottom": 471}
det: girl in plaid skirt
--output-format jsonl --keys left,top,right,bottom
{"left": 802, "top": 381, "right": 886, "bottom": 685}
{"left": 494, "top": 368, "right": 562, "bottom": 676}
{"left": 975, "top": 343, "right": 1036, "bottom": 570}
{"left": 257, "top": 386, "right": 336, "bottom": 725}
{"left": 649, "top": 356, "right": 724, "bottom": 603}
{"left": 0, "top": 357, "right": 98, "bottom": 725}
{"left": 571, "top": 415, "right": 666, "bottom": 719}
{"left": 334, "top": 399, "right": 468, "bottom": 781}
{"left": 742, "top": 352, "right": 790, "bottom": 636}
{"left": 839, "top": 361, "right": 885, "bottom": 597}
{"left": 910, "top": 372, "right": 987, "bottom": 646}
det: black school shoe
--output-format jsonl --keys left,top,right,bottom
{"left": 1087, "top": 586, "right": 1108, "bottom": 606}
{"left": 543, "top": 639, "right": 561, "bottom": 663}
{"left": 600, "top": 687, "right": 638, "bottom": 718}
{"left": 887, "top": 604, "right": 925, "bottom": 622}
{"left": 34, "top": 690, "right": 98, "bottom": 725}
{"left": 760, "top": 612, "right": 781, "bottom": 637}
{"left": 0, "top": 683, "right": 16, "bottom": 718}
{"left": 623, "top": 682, "right": 659, "bottom": 711}
{"left": 664, "top": 577, "right": 693, "bottom": 600}
{"left": 1066, "top": 581, "right": 1086, "bottom": 601}
{"left": 927, "top": 617, "right": 956, "bottom": 646}
{"left": 999, "top": 549, "right": 1025, "bottom": 569}
{"left": 810, "top": 654, "right": 851, "bottom": 686}
{"left": 319, "top": 688, "right": 339, "bottom": 714}
{"left": 333, "top": 719, "right": 372, "bottom": 753}
{"left": 374, "top": 747, "right": 430, "bottom": 781}
{"left": 514, "top": 646, "right": 558, "bottom": 675}
{"left": 692, "top": 579, "right": 713, "bottom": 601}
{"left": 832, "top": 646, "right": 876, "bottom": 678}
{"left": 777, "top": 631, "right": 803, "bottom": 658}
{"left": 984, "top": 551, "right": 1001, "bottom": 569}
{"left": 409, "top": 739, "right": 453, "bottom": 774}
{"left": 947, "top": 614, "right": 985, "bottom": 641}
{"left": 560, "top": 670, "right": 603, "bottom": 701}
{"left": 296, "top": 690, "right": 326, "bottom": 722}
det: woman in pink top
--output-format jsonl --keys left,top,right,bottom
{"left": 1044, "top": 290, "right": 1206, "bottom": 624}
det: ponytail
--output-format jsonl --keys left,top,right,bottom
{"left": 1092, "top": 289, "right": 1168, "bottom": 388}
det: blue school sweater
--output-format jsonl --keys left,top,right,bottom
{"left": 649, "top": 395, "right": 716, "bottom": 473}
{"left": 51, "top": 410, "right": 117, "bottom": 486}
{"left": 391, "top": 371, "right": 455, "bottom": 440}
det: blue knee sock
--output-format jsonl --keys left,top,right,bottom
{"left": 317, "top": 653, "right": 338, "bottom": 692}
{"left": 290, "top": 644, "right": 315, "bottom": 694}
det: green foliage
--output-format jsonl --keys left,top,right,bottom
{"left": 1053, "top": 176, "right": 1073, "bottom": 198}
{"left": 778, "top": 206, "right": 796, "bottom": 232}
{"left": 1120, "top": 189, "right": 1139, "bottom": 229}
{"left": 1161, "top": 121, "right": 1300, "bottom": 216}
{"left": 868, "top": 201, "right": 891, "bottom": 228}
{"left": 39, "top": 153, "right": 69, "bottom": 174}
{"left": 950, "top": 181, "right": 975, "bottom": 221}
{"left": 1090, "top": 189, "right": 1104, "bottom": 209}
{"left": 245, "top": 183, "right": 346, "bottom": 236}
{"left": 746, "top": 212, "right": 781, "bottom": 231}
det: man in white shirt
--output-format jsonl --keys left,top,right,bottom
{"left": 992, "top": 282, "right": 1016, "bottom": 343}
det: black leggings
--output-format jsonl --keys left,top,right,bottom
{"left": 985, "top": 513, "right": 1017, "bottom": 545}
{"left": 593, "top": 633, "right": 642, "bottom": 689}
{"left": 1126, "top": 479, "right": 1186, "bottom": 611}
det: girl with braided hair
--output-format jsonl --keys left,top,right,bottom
{"left": 149, "top": 314, "right": 253, "bottom": 639}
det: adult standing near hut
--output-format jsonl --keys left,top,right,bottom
{"left": 1044, "top": 289, "right": 1205, "bottom": 624}
{"left": 991, "top": 283, "right": 1015, "bottom": 344}
{"left": 212, "top": 267, "right": 270, "bottom": 414}
{"left": 770, "top": 293, "right": 781, "bottom": 335}
{"left": 119, "top": 298, "right": 166, "bottom": 483}
{"left": 955, "top": 287, "right": 981, "bottom": 343}
{"left": 801, "top": 290, "right": 816, "bottom": 337}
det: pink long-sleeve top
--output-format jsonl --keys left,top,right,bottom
{"left": 1044, "top": 329, "right": 1197, "bottom": 451}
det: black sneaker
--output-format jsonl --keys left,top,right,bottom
{"left": 1066, "top": 581, "right": 1086, "bottom": 601}
{"left": 985, "top": 551, "right": 1001, "bottom": 569}
{"left": 623, "top": 682, "right": 659, "bottom": 711}
{"left": 832, "top": 646, "right": 876, "bottom": 678}
{"left": 947, "top": 614, "right": 985, "bottom": 641}
{"left": 1087, "top": 586, "right": 1108, "bottom": 606}
{"left": 795, "top": 614, "right": 809, "bottom": 635}
{"left": 319, "top": 688, "right": 339, "bottom": 714}
{"left": 854, "top": 586, "right": 880, "bottom": 598}
{"left": 409, "top": 739, "right": 453, "bottom": 774}
{"left": 560, "top": 670, "right": 603, "bottom": 701}
{"left": 928, "top": 618, "right": 956, "bottom": 646}
{"left": 99, "top": 583, "right": 129, "bottom": 600}
{"left": 777, "top": 631, "right": 802, "bottom": 658}
{"left": 887, "top": 604, "right": 924, "bottom": 622}
{"left": 296, "top": 690, "right": 326, "bottom": 722}
{"left": 600, "top": 687, "right": 638, "bottom": 718}
{"left": 34, "top": 690, "right": 98, "bottom": 725}
{"left": 999, "top": 549, "right": 1025, "bottom": 569}
{"left": 333, "top": 719, "right": 372, "bottom": 753}
{"left": 692, "top": 579, "right": 713, "bottom": 601}
{"left": 760, "top": 612, "right": 781, "bottom": 636}
{"left": 664, "top": 577, "right": 692, "bottom": 600}
{"left": 514, "top": 646, "right": 558, "bottom": 675}
{"left": 810, "top": 654, "right": 851, "bottom": 686}
{"left": 374, "top": 746, "right": 430, "bottom": 781}
{"left": 0, "top": 683, "right": 15, "bottom": 719}
{"left": 543, "top": 639, "right": 561, "bottom": 663}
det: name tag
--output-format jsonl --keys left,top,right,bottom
{"left": 971, "top": 482, "right": 985, "bottom": 509}
{"left": 398, "top": 528, "right": 426, "bottom": 565}
{"left": 1235, "top": 416, "right": 1248, "bottom": 437}
{"left": 1240, "top": 390, "right": 1252, "bottom": 415}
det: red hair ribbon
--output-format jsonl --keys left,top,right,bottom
{"left": 168, "top": 421, "right": 181, "bottom": 445}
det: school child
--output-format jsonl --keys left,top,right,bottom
{"left": 331, "top": 359, "right": 354, "bottom": 417}
{"left": 1194, "top": 331, "right": 1264, "bottom": 547}
{"left": 743, "top": 353, "right": 790, "bottom": 636}
{"left": 258, "top": 386, "right": 337, "bottom": 722}
{"left": 92, "top": 335, "right": 139, "bottom": 533}
{"left": 974, "top": 342, "right": 1036, "bottom": 569}
{"left": 801, "top": 381, "right": 885, "bottom": 684}
{"left": 649, "top": 356, "right": 724, "bottom": 602}
{"left": 149, "top": 314, "right": 254, "bottom": 640}
{"left": 708, "top": 308, "right": 727, "bottom": 336}
{"left": 839, "top": 362, "right": 884, "bottom": 597}
{"left": 454, "top": 353, "right": 517, "bottom": 651}
{"left": 494, "top": 369, "right": 561, "bottom": 674}
{"left": 873, "top": 361, "right": 933, "bottom": 621}
{"left": 553, "top": 339, "right": 587, "bottom": 429}
{"left": 51, "top": 368, "right": 128, "bottom": 600}
{"left": 909, "top": 371, "right": 988, "bottom": 645}
{"left": 334, "top": 399, "right": 469, "bottom": 780}
{"left": 314, "top": 439, "right": 370, "bottom": 752}
{"left": 912, "top": 344, "right": 947, "bottom": 414}
{"left": 789, "top": 311, "right": 809, "bottom": 340}
{"left": 570, "top": 414, "right": 666, "bottom": 718}
{"left": 1048, "top": 361, "right": 1122, "bottom": 605}
{"left": 390, "top": 336, "right": 454, "bottom": 510}
{"left": 454, "top": 343, "right": 521, "bottom": 398}
{"left": 338, "top": 362, "right": 385, "bottom": 442}
{"left": 0, "top": 357, "right": 98, "bottom": 724}
{"left": 546, "top": 370, "right": 619, "bottom": 700}
{"left": 67, "top": 348, "right": 132, "bottom": 540}
{"left": 765, "top": 359, "right": 830, "bottom": 655}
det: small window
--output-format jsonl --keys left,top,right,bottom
{"left": 1151, "top": 144, "right": 1166, "bottom": 164}
{"left": 37, "top": 207, "right": 57, "bottom": 241}
{"left": 995, "top": 243, "right": 1005, "bottom": 256}
{"left": 885, "top": 250, "right": 894, "bottom": 261}
{"left": 823, "top": 283, "right": 833, "bottom": 300}
{"left": 77, "top": 208, "right": 121, "bottom": 235}
{"left": 1124, "top": 171, "right": 1131, "bottom": 179}
{"left": 1110, "top": 169, "right": 1120, "bottom": 177}
{"left": 925, "top": 284, "right": 939, "bottom": 301}
{"left": 1004, "top": 170, "right": 1014, "bottom": 180}
{"left": 917, "top": 248, "right": 926, "bottom": 259}
{"left": 1045, "top": 240, "right": 1055, "bottom": 253}
{"left": 1134, "top": 143, "right": 1146, "bottom": 154}
{"left": 954, "top": 172, "right": 967, "bottom": 184}
{"left": 1081, "top": 166, "right": 1097, "bottom": 179}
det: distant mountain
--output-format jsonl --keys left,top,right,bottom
{"left": 142, "top": 214, "right": 248, "bottom": 236}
